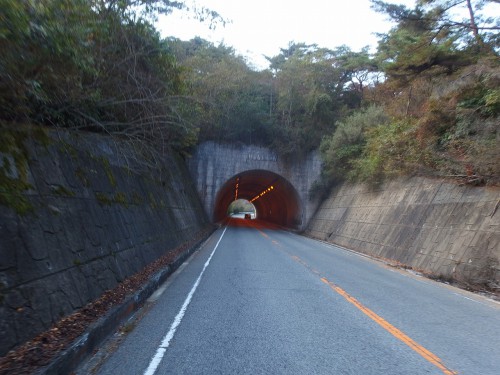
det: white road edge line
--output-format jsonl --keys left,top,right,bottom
{"left": 143, "top": 226, "right": 228, "bottom": 375}
{"left": 147, "top": 261, "right": 190, "bottom": 303}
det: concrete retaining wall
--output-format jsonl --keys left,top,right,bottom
{"left": 307, "top": 177, "right": 500, "bottom": 288}
{"left": 0, "top": 128, "right": 209, "bottom": 356}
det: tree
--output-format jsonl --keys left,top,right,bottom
{"left": 94, "top": 0, "right": 223, "bottom": 24}
{"left": 269, "top": 43, "right": 360, "bottom": 158}
{"left": 0, "top": 0, "right": 99, "bottom": 121}
{"left": 172, "top": 38, "right": 272, "bottom": 145}
{"left": 319, "top": 106, "right": 390, "bottom": 184}
{"left": 374, "top": 3, "right": 470, "bottom": 81}
{"left": 360, "top": 0, "right": 500, "bottom": 185}
{"left": 336, "top": 46, "right": 381, "bottom": 106}
{"left": 417, "top": 0, "right": 500, "bottom": 51}
{"left": 372, "top": 0, "right": 499, "bottom": 59}
{"left": 0, "top": 0, "right": 224, "bottom": 156}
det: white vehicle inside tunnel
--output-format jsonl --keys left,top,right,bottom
{"left": 214, "top": 169, "right": 302, "bottom": 229}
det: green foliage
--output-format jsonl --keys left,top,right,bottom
{"left": 374, "top": 0, "right": 498, "bottom": 57}
{"left": 458, "top": 87, "right": 500, "bottom": 118}
{"left": 1, "top": 0, "right": 497, "bottom": 196}
{"left": 267, "top": 43, "right": 372, "bottom": 159}
{"left": 0, "top": 0, "right": 202, "bottom": 154}
{"left": 75, "top": 167, "right": 90, "bottom": 187}
{"left": 0, "top": 125, "right": 34, "bottom": 214}
{"left": 73, "top": 258, "right": 82, "bottom": 266}
{"left": 131, "top": 191, "right": 143, "bottom": 205}
{"left": 95, "top": 191, "right": 130, "bottom": 207}
{"left": 113, "top": 192, "right": 128, "bottom": 207}
{"left": 375, "top": 9, "right": 467, "bottom": 81}
{"left": 372, "top": 0, "right": 500, "bottom": 86}
{"left": 320, "top": 106, "right": 390, "bottom": 184}
{"left": 172, "top": 38, "right": 273, "bottom": 146}
{"left": 171, "top": 40, "right": 378, "bottom": 160}
{"left": 483, "top": 89, "right": 500, "bottom": 116}
{"left": 95, "top": 192, "right": 112, "bottom": 205}
{"left": 148, "top": 192, "right": 159, "bottom": 209}
{"left": 52, "top": 185, "right": 76, "bottom": 197}
{"left": 351, "top": 119, "right": 426, "bottom": 183}
{"left": 416, "top": 0, "right": 499, "bottom": 51}
{"left": 340, "top": 1, "right": 500, "bottom": 187}
{"left": 99, "top": 158, "right": 116, "bottom": 187}
{"left": 420, "top": 58, "right": 500, "bottom": 182}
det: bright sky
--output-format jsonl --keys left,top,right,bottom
{"left": 156, "top": 0, "right": 416, "bottom": 69}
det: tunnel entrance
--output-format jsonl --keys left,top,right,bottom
{"left": 213, "top": 170, "right": 302, "bottom": 229}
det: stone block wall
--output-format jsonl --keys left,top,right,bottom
{"left": 307, "top": 177, "right": 500, "bottom": 288}
{"left": 0, "top": 128, "right": 208, "bottom": 355}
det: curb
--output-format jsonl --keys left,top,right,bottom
{"left": 35, "top": 229, "right": 215, "bottom": 375}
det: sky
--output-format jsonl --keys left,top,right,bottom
{"left": 157, "top": 0, "right": 417, "bottom": 69}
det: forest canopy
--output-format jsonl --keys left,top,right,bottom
{"left": 1, "top": 0, "right": 499, "bottom": 188}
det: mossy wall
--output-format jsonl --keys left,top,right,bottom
{"left": 0, "top": 126, "right": 209, "bottom": 356}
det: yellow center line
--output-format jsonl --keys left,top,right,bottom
{"left": 257, "top": 229, "right": 281, "bottom": 248}
{"left": 284, "top": 245, "right": 457, "bottom": 374}
{"left": 320, "top": 277, "right": 457, "bottom": 375}
{"left": 255, "top": 229, "right": 456, "bottom": 374}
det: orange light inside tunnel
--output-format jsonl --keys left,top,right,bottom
{"left": 213, "top": 170, "right": 302, "bottom": 229}
{"left": 234, "top": 177, "right": 240, "bottom": 201}
{"left": 250, "top": 185, "right": 274, "bottom": 203}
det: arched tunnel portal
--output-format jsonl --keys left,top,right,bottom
{"left": 214, "top": 170, "right": 302, "bottom": 229}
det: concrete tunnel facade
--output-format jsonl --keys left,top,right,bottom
{"left": 187, "top": 142, "right": 322, "bottom": 231}
{"left": 214, "top": 170, "right": 302, "bottom": 228}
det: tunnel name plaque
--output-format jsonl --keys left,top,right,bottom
{"left": 246, "top": 153, "right": 278, "bottom": 162}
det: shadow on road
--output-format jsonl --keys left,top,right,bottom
{"left": 222, "top": 217, "right": 284, "bottom": 231}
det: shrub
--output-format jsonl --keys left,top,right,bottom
{"left": 318, "top": 106, "right": 389, "bottom": 185}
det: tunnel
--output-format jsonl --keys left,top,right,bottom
{"left": 213, "top": 169, "right": 302, "bottom": 229}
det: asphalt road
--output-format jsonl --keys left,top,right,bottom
{"left": 77, "top": 219, "right": 500, "bottom": 375}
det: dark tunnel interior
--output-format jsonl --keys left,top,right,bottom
{"left": 213, "top": 170, "right": 302, "bottom": 229}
